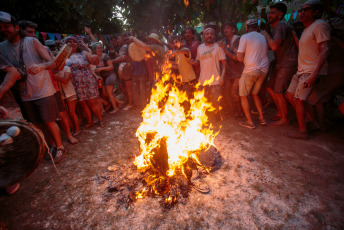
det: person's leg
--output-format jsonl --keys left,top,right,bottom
{"left": 241, "top": 96, "right": 253, "bottom": 124}
{"left": 126, "top": 80, "right": 133, "bottom": 106}
{"left": 272, "top": 93, "right": 289, "bottom": 125}
{"left": 79, "top": 100, "right": 94, "bottom": 127}
{"left": 106, "top": 85, "right": 119, "bottom": 112}
{"left": 251, "top": 71, "right": 267, "bottom": 123}
{"left": 224, "top": 79, "right": 235, "bottom": 112}
{"left": 45, "top": 121, "right": 63, "bottom": 148}
{"left": 285, "top": 92, "right": 296, "bottom": 108}
{"left": 132, "top": 76, "right": 140, "bottom": 107}
{"left": 294, "top": 98, "right": 307, "bottom": 132}
{"left": 59, "top": 111, "right": 78, "bottom": 144}
{"left": 86, "top": 98, "right": 104, "bottom": 127}
{"left": 123, "top": 80, "right": 133, "bottom": 110}
{"left": 266, "top": 87, "right": 280, "bottom": 117}
{"left": 67, "top": 99, "right": 80, "bottom": 135}
{"left": 232, "top": 78, "right": 243, "bottom": 117}
{"left": 139, "top": 75, "right": 147, "bottom": 108}
{"left": 239, "top": 72, "right": 255, "bottom": 125}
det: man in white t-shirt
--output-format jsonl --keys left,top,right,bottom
{"left": 236, "top": 19, "right": 269, "bottom": 129}
{"left": 190, "top": 27, "right": 226, "bottom": 120}
{"left": 285, "top": 0, "right": 330, "bottom": 139}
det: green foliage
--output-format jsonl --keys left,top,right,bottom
{"left": 2, "top": 0, "right": 342, "bottom": 35}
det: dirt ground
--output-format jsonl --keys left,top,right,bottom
{"left": 1, "top": 105, "right": 344, "bottom": 230}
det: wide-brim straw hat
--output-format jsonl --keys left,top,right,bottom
{"left": 145, "top": 33, "right": 161, "bottom": 44}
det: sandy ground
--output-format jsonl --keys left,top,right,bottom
{"left": 1, "top": 105, "right": 344, "bottom": 230}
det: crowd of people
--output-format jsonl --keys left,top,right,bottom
{"left": 0, "top": 0, "right": 344, "bottom": 194}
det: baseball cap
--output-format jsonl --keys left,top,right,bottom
{"left": 0, "top": 11, "right": 11, "bottom": 23}
{"left": 301, "top": 0, "right": 322, "bottom": 7}
{"left": 246, "top": 19, "right": 258, "bottom": 26}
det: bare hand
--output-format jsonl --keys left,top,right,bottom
{"left": 84, "top": 26, "right": 92, "bottom": 34}
{"left": 303, "top": 74, "right": 317, "bottom": 89}
{"left": 95, "top": 68, "right": 102, "bottom": 73}
{"left": 0, "top": 106, "right": 8, "bottom": 119}
{"left": 27, "top": 64, "right": 45, "bottom": 74}
{"left": 218, "top": 41, "right": 225, "bottom": 49}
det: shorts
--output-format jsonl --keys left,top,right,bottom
{"left": 54, "top": 91, "right": 65, "bottom": 112}
{"left": 22, "top": 95, "right": 60, "bottom": 124}
{"left": 65, "top": 94, "right": 77, "bottom": 102}
{"left": 239, "top": 69, "right": 267, "bottom": 97}
{"left": 287, "top": 73, "right": 322, "bottom": 101}
{"left": 307, "top": 72, "right": 344, "bottom": 105}
{"left": 266, "top": 66, "right": 297, "bottom": 94}
{"left": 104, "top": 73, "right": 117, "bottom": 86}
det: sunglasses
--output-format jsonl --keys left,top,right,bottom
{"left": 298, "top": 6, "right": 312, "bottom": 13}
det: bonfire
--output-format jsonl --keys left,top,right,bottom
{"left": 97, "top": 55, "right": 221, "bottom": 209}
{"left": 133, "top": 59, "right": 220, "bottom": 207}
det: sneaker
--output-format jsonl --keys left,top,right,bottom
{"left": 54, "top": 148, "right": 67, "bottom": 164}
{"left": 6, "top": 183, "right": 20, "bottom": 195}
{"left": 123, "top": 105, "right": 133, "bottom": 111}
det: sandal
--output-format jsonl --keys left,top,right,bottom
{"left": 271, "top": 115, "right": 281, "bottom": 121}
{"left": 110, "top": 108, "right": 120, "bottom": 114}
{"left": 239, "top": 121, "right": 256, "bottom": 129}
{"left": 99, "top": 121, "right": 105, "bottom": 128}
{"left": 84, "top": 122, "right": 94, "bottom": 128}
{"left": 54, "top": 148, "right": 67, "bottom": 164}
{"left": 259, "top": 118, "right": 267, "bottom": 126}
{"left": 284, "top": 130, "right": 308, "bottom": 140}
{"left": 6, "top": 183, "right": 20, "bottom": 195}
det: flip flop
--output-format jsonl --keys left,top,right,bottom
{"left": 239, "top": 121, "right": 256, "bottom": 129}
{"left": 259, "top": 118, "right": 267, "bottom": 126}
{"left": 99, "top": 121, "right": 105, "bottom": 128}
{"left": 271, "top": 115, "right": 281, "bottom": 121}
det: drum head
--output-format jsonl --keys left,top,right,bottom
{"left": 0, "top": 120, "right": 44, "bottom": 188}
{"left": 129, "top": 42, "right": 146, "bottom": 62}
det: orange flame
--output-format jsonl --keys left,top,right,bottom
{"left": 134, "top": 53, "right": 218, "bottom": 200}
{"left": 184, "top": 0, "right": 189, "bottom": 7}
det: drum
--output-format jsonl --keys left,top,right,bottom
{"left": 118, "top": 62, "right": 133, "bottom": 81}
{"left": 129, "top": 42, "right": 146, "bottom": 62}
{"left": 54, "top": 44, "right": 72, "bottom": 71}
{"left": 0, "top": 120, "right": 45, "bottom": 188}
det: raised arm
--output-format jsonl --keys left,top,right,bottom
{"left": 85, "top": 26, "right": 98, "bottom": 43}
{"left": 129, "top": 36, "right": 152, "bottom": 51}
